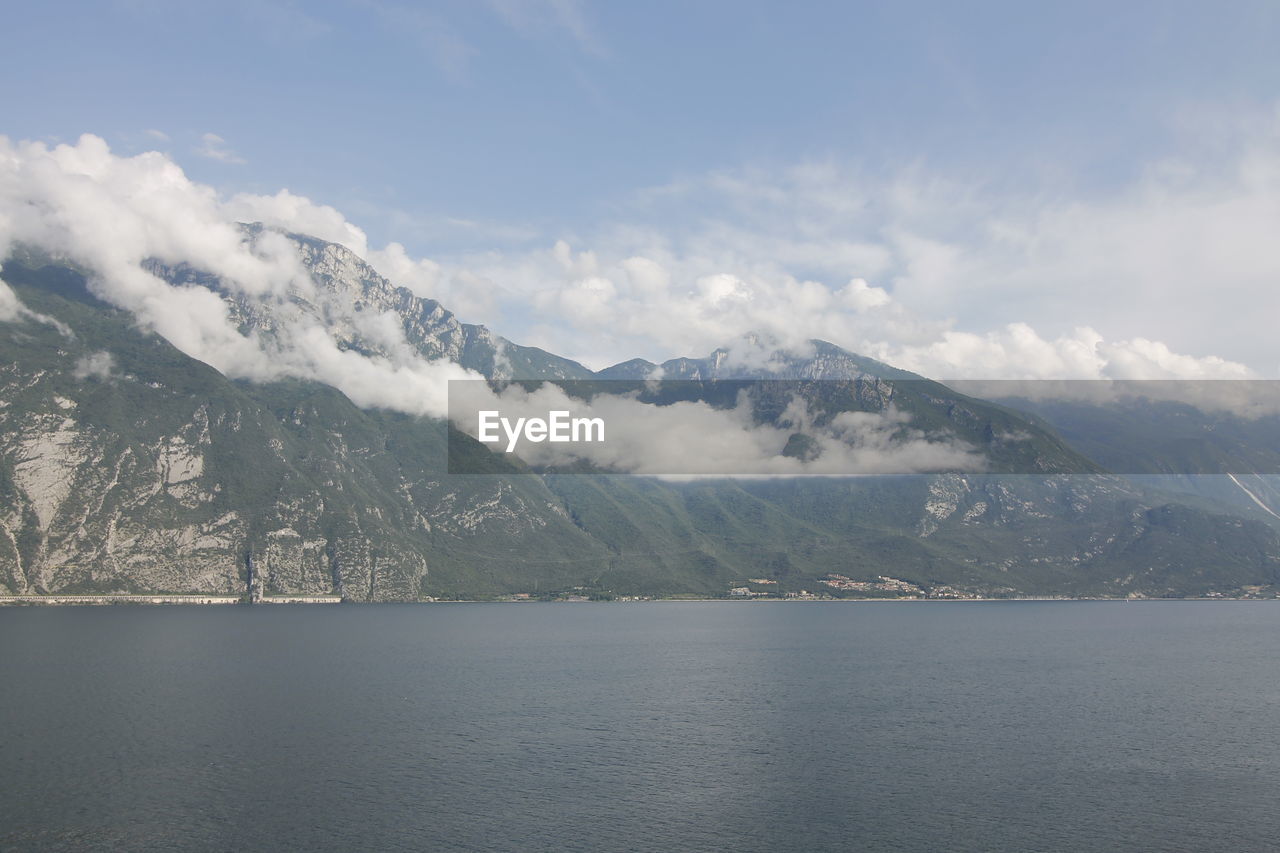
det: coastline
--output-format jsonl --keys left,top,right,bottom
{"left": 2, "top": 595, "right": 1276, "bottom": 606}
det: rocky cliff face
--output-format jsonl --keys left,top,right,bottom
{"left": 0, "top": 389, "right": 245, "bottom": 595}
{"left": 0, "top": 263, "right": 604, "bottom": 599}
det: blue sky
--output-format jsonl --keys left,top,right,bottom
{"left": 4, "top": 1, "right": 1280, "bottom": 374}
{"left": 5, "top": 0, "right": 1276, "bottom": 249}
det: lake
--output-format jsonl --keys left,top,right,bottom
{"left": 2, "top": 601, "right": 1278, "bottom": 852}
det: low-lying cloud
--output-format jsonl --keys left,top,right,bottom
{"left": 448, "top": 380, "right": 986, "bottom": 477}
{"left": 72, "top": 350, "right": 115, "bottom": 381}
{"left": 0, "top": 134, "right": 476, "bottom": 418}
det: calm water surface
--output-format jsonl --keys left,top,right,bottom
{"left": 2, "top": 601, "right": 1278, "bottom": 852}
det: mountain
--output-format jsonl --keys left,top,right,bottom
{"left": 147, "top": 225, "right": 593, "bottom": 381}
{"left": 984, "top": 388, "right": 1280, "bottom": 527}
{"left": 0, "top": 262, "right": 621, "bottom": 600}
{"left": 590, "top": 339, "right": 1103, "bottom": 476}
{"left": 3, "top": 229, "right": 1279, "bottom": 601}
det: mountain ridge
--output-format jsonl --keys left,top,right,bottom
{"left": 3, "top": 229, "right": 1279, "bottom": 600}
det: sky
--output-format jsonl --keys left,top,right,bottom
{"left": 3, "top": 0, "right": 1280, "bottom": 377}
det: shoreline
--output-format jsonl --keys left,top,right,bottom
{"left": 2, "top": 595, "right": 1276, "bottom": 606}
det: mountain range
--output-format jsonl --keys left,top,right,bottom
{"left": 2, "top": 229, "right": 1278, "bottom": 601}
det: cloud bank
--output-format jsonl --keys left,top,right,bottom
{"left": 427, "top": 108, "right": 1280, "bottom": 378}
{"left": 0, "top": 134, "right": 476, "bottom": 418}
{"left": 448, "top": 381, "right": 985, "bottom": 477}
{"left": 1, "top": 122, "right": 1273, "bottom": 440}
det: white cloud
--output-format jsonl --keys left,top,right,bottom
{"left": 225, "top": 189, "right": 369, "bottom": 255}
{"left": 0, "top": 280, "right": 24, "bottom": 322}
{"left": 194, "top": 133, "right": 246, "bottom": 165}
{"left": 430, "top": 229, "right": 1256, "bottom": 377}
{"left": 0, "top": 134, "right": 477, "bottom": 417}
{"left": 861, "top": 325, "right": 1252, "bottom": 381}
{"left": 421, "top": 108, "right": 1280, "bottom": 378}
{"left": 72, "top": 350, "right": 115, "bottom": 381}
{"left": 0, "top": 277, "right": 73, "bottom": 335}
{"left": 364, "top": 241, "right": 441, "bottom": 298}
{"left": 449, "top": 381, "right": 983, "bottom": 477}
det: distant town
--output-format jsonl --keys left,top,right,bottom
{"left": 724, "top": 574, "right": 982, "bottom": 600}
{"left": 5, "top": 577, "right": 1278, "bottom": 606}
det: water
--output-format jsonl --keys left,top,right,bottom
{"left": 2, "top": 601, "right": 1278, "bottom": 852}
